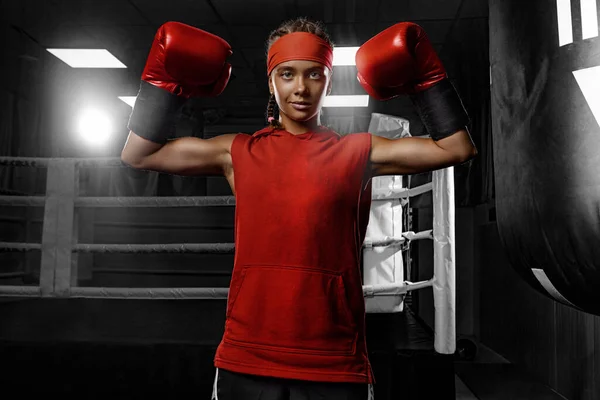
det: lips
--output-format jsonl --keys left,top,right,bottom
{"left": 290, "top": 102, "right": 311, "bottom": 110}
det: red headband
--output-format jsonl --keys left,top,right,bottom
{"left": 267, "top": 32, "right": 333, "bottom": 76}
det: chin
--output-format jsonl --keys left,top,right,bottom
{"left": 285, "top": 109, "right": 318, "bottom": 122}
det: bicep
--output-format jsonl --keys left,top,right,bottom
{"left": 370, "top": 134, "right": 463, "bottom": 176}
{"left": 124, "top": 132, "right": 237, "bottom": 176}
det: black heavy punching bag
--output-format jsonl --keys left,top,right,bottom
{"left": 490, "top": 0, "right": 600, "bottom": 315}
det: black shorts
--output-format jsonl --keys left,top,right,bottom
{"left": 211, "top": 368, "right": 374, "bottom": 400}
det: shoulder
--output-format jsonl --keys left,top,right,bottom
{"left": 230, "top": 126, "right": 276, "bottom": 153}
{"left": 231, "top": 126, "right": 277, "bottom": 143}
{"left": 252, "top": 126, "right": 277, "bottom": 137}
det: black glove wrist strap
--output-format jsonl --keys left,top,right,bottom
{"left": 410, "top": 78, "right": 470, "bottom": 141}
{"left": 127, "top": 81, "right": 185, "bottom": 144}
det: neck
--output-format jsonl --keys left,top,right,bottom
{"left": 279, "top": 113, "right": 321, "bottom": 135}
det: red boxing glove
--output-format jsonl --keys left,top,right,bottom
{"left": 143, "top": 21, "right": 232, "bottom": 98}
{"left": 355, "top": 22, "right": 445, "bottom": 100}
{"left": 356, "top": 22, "right": 469, "bottom": 140}
{"left": 128, "top": 22, "right": 232, "bottom": 143}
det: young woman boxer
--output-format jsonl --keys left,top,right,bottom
{"left": 121, "top": 17, "right": 476, "bottom": 400}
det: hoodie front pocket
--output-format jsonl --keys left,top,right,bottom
{"left": 225, "top": 265, "right": 357, "bottom": 356}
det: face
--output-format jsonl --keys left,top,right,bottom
{"left": 269, "top": 60, "right": 332, "bottom": 124}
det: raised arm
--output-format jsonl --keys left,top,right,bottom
{"left": 121, "top": 21, "right": 233, "bottom": 176}
{"left": 356, "top": 22, "right": 477, "bottom": 176}
{"left": 370, "top": 128, "right": 476, "bottom": 176}
{"left": 121, "top": 131, "right": 237, "bottom": 176}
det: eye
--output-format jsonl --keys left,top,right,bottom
{"left": 280, "top": 71, "right": 293, "bottom": 79}
{"left": 310, "top": 71, "right": 322, "bottom": 79}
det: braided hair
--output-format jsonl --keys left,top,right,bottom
{"left": 265, "top": 18, "right": 334, "bottom": 129}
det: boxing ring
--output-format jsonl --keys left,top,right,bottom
{"left": 0, "top": 115, "right": 456, "bottom": 398}
{"left": 0, "top": 161, "right": 454, "bottom": 348}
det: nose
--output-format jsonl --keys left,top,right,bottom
{"left": 294, "top": 76, "right": 309, "bottom": 95}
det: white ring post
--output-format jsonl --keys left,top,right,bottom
{"left": 432, "top": 167, "right": 456, "bottom": 354}
{"left": 39, "top": 159, "right": 77, "bottom": 297}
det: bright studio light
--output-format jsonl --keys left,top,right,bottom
{"left": 47, "top": 49, "right": 127, "bottom": 68}
{"left": 323, "top": 95, "right": 369, "bottom": 107}
{"left": 77, "top": 108, "right": 113, "bottom": 145}
{"left": 333, "top": 47, "right": 359, "bottom": 66}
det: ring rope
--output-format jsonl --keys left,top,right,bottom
{"left": 0, "top": 196, "right": 45, "bottom": 206}
{"left": 76, "top": 196, "right": 236, "bottom": 207}
{"left": 93, "top": 268, "right": 230, "bottom": 276}
{"left": 74, "top": 243, "right": 236, "bottom": 254}
{"left": 0, "top": 156, "right": 124, "bottom": 168}
{"left": 0, "top": 285, "right": 42, "bottom": 296}
{"left": 0, "top": 283, "right": 431, "bottom": 299}
{"left": 68, "top": 286, "right": 229, "bottom": 299}
{"left": 0, "top": 242, "right": 41, "bottom": 252}
{"left": 0, "top": 196, "right": 236, "bottom": 207}
{"left": 0, "top": 232, "right": 427, "bottom": 253}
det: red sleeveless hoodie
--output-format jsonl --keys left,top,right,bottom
{"left": 214, "top": 126, "right": 375, "bottom": 384}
